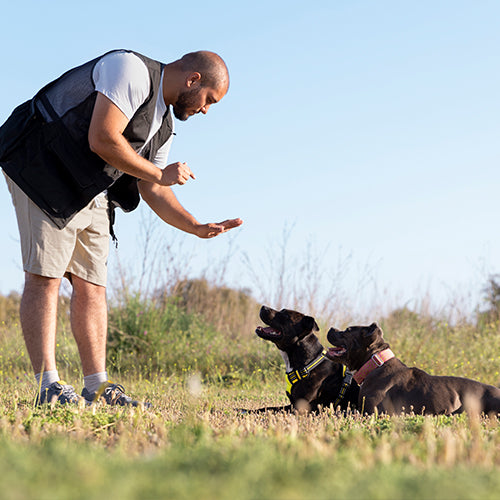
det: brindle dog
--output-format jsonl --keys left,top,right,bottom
{"left": 326, "top": 322, "right": 500, "bottom": 416}
{"left": 249, "top": 306, "right": 359, "bottom": 413}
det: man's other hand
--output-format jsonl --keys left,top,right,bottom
{"left": 161, "top": 162, "right": 196, "bottom": 186}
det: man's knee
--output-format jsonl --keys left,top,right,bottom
{"left": 70, "top": 274, "right": 107, "bottom": 302}
{"left": 24, "top": 272, "right": 61, "bottom": 294}
{"left": 21, "top": 273, "right": 61, "bottom": 321}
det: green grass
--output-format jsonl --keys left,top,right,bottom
{"left": 1, "top": 291, "right": 500, "bottom": 500}
{"left": 0, "top": 376, "right": 499, "bottom": 500}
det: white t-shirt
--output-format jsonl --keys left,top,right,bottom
{"left": 92, "top": 50, "right": 173, "bottom": 168}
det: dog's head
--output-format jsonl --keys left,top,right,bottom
{"left": 255, "top": 305, "right": 319, "bottom": 351}
{"left": 326, "top": 323, "right": 386, "bottom": 371}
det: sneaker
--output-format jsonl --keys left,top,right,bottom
{"left": 36, "top": 381, "right": 82, "bottom": 405}
{"left": 82, "top": 382, "right": 151, "bottom": 408}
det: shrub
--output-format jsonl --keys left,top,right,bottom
{"left": 106, "top": 292, "right": 276, "bottom": 381}
{"left": 162, "top": 278, "right": 261, "bottom": 338}
{"left": 476, "top": 274, "right": 500, "bottom": 328}
{"left": 0, "top": 292, "right": 21, "bottom": 326}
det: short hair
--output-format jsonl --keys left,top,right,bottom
{"left": 179, "top": 51, "right": 229, "bottom": 89}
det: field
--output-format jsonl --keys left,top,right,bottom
{"left": 1, "top": 279, "right": 500, "bottom": 500}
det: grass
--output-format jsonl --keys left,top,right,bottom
{"left": 1, "top": 287, "right": 500, "bottom": 499}
{"left": 1, "top": 373, "right": 500, "bottom": 500}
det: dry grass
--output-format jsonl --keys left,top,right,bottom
{"left": 2, "top": 229, "right": 500, "bottom": 499}
{"left": 1, "top": 373, "right": 500, "bottom": 500}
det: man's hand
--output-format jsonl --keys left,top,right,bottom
{"left": 160, "top": 162, "right": 196, "bottom": 186}
{"left": 139, "top": 182, "right": 243, "bottom": 238}
{"left": 195, "top": 218, "right": 243, "bottom": 238}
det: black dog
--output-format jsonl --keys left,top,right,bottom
{"left": 326, "top": 322, "right": 500, "bottom": 416}
{"left": 251, "top": 306, "right": 359, "bottom": 413}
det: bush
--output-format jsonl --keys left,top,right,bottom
{"left": 107, "top": 292, "right": 276, "bottom": 381}
{"left": 0, "top": 292, "right": 21, "bottom": 326}
{"left": 476, "top": 274, "right": 500, "bottom": 328}
{"left": 163, "top": 278, "right": 261, "bottom": 338}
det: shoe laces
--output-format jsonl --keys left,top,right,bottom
{"left": 60, "top": 384, "right": 75, "bottom": 395}
{"left": 104, "top": 383, "right": 130, "bottom": 404}
{"left": 60, "top": 383, "right": 80, "bottom": 400}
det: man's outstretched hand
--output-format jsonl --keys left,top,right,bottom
{"left": 195, "top": 218, "right": 243, "bottom": 239}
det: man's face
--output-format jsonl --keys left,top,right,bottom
{"left": 173, "top": 84, "right": 225, "bottom": 121}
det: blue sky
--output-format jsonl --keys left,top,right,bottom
{"left": 0, "top": 1, "right": 499, "bottom": 317}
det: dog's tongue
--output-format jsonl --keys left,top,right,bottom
{"left": 327, "top": 346, "right": 346, "bottom": 357}
{"left": 258, "top": 326, "right": 279, "bottom": 335}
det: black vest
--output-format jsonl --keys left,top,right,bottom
{"left": 0, "top": 50, "right": 173, "bottom": 229}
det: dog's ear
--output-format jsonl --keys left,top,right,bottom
{"left": 364, "top": 322, "right": 382, "bottom": 337}
{"left": 302, "top": 315, "right": 319, "bottom": 332}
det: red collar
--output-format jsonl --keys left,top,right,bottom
{"left": 353, "top": 348, "right": 395, "bottom": 385}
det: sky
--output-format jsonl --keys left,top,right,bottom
{"left": 0, "top": 1, "right": 499, "bottom": 318}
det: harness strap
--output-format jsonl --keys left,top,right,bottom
{"left": 285, "top": 350, "right": 353, "bottom": 409}
{"left": 331, "top": 368, "right": 353, "bottom": 409}
{"left": 287, "top": 349, "right": 328, "bottom": 388}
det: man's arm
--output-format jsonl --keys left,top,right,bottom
{"left": 138, "top": 180, "right": 243, "bottom": 238}
{"left": 89, "top": 92, "right": 242, "bottom": 237}
{"left": 88, "top": 92, "right": 194, "bottom": 186}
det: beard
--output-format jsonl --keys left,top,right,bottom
{"left": 172, "top": 87, "right": 202, "bottom": 121}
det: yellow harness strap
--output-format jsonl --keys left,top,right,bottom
{"left": 286, "top": 357, "right": 352, "bottom": 410}
{"left": 285, "top": 349, "right": 328, "bottom": 397}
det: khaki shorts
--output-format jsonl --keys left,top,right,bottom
{"left": 4, "top": 173, "right": 110, "bottom": 287}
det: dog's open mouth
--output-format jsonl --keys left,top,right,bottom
{"left": 256, "top": 326, "right": 282, "bottom": 340}
{"left": 327, "top": 346, "right": 347, "bottom": 358}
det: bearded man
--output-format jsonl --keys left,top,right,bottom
{"left": 0, "top": 49, "right": 242, "bottom": 406}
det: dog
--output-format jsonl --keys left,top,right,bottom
{"left": 250, "top": 305, "right": 359, "bottom": 413}
{"left": 326, "top": 322, "right": 500, "bottom": 416}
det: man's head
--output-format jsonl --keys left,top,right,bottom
{"left": 167, "top": 50, "right": 229, "bottom": 121}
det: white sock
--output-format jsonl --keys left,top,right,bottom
{"left": 35, "top": 370, "right": 60, "bottom": 393}
{"left": 84, "top": 372, "right": 109, "bottom": 394}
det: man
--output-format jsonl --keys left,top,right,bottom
{"left": 0, "top": 49, "right": 242, "bottom": 406}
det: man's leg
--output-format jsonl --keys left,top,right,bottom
{"left": 72, "top": 274, "right": 151, "bottom": 408}
{"left": 20, "top": 272, "right": 81, "bottom": 404}
{"left": 70, "top": 274, "right": 108, "bottom": 377}
{"left": 20, "top": 272, "right": 61, "bottom": 374}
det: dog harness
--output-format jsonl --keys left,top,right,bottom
{"left": 353, "top": 348, "right": 395, "bottom": 385}
{"left": 286, "top": 349, "right": 353, "bottom": 408}
{"left": 331, "top": 368, "right": 354, "bottom": 409}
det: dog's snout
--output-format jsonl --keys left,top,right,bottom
{"left": 327, "top": 327, "right": 340, "bottom": 343}
{"left": 328, "top": 327, "right": 340, "bottom": 335}
{"left": 259, "top": 305, "right": 277, "bottom": 323}
{"left": 260, "top": 305, "right": 270, "bottom": 318}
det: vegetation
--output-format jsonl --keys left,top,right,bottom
{"left": 1, "top": 275, "right": 500, "bottom": 499}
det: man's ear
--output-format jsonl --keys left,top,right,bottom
{"left": 302, "top": 316, "right": 319, "bottom": 333}
{"left": 186, "top": 72, "right": 202, "bottom": 88}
